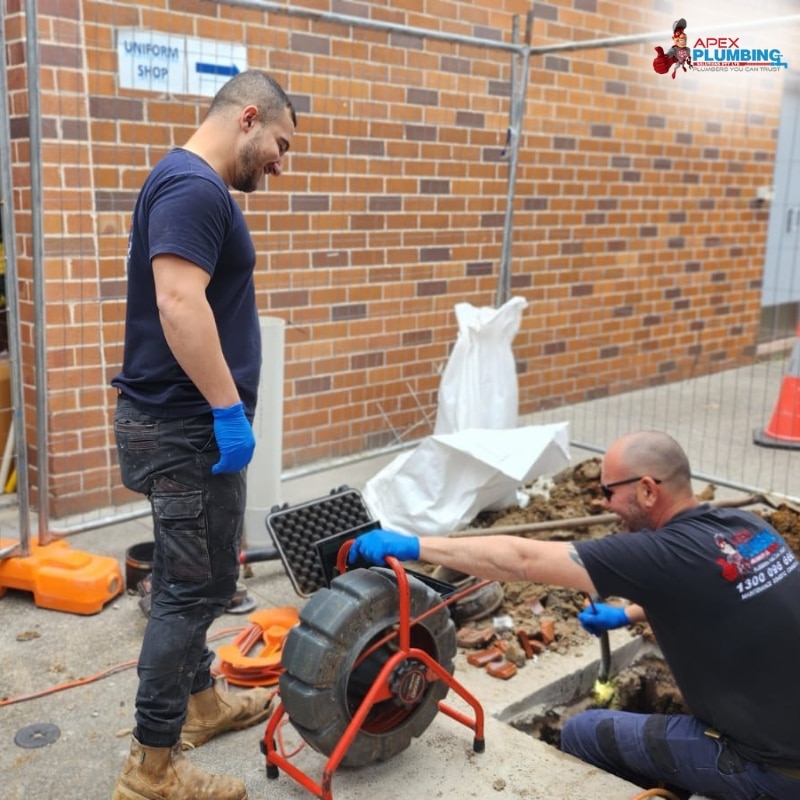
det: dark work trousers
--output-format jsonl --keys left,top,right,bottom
{"left": 114, "top": 395, "right": 245, "bottom": 748}
{"left": 561, "top": 710, "right": 800, "bottom": 800}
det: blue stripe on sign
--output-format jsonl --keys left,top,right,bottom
{"left": 195, "top": 62, "right": 239, "bottom": 76}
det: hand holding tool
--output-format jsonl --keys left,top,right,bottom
{"left": 578, "top": 601, "right": 629, "bottom": 636}
{"left": 583, "top": 595, "right": 618, "bottom": 707}
{"left": 348, "top": 529, "right": 420, "bottom": 565}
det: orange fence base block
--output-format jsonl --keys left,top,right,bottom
{"left": 754, "top": 375, "right": 800, "bottom": 451}
{"left": 0, "top": 537, "right": 124, "bottom": 615}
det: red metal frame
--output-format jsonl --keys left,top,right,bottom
{"left": 262, "top": 551, "right": 486, "bottom": 800}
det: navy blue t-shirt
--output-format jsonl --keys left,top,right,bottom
{"left": 575, "top": 504, "right": 800, "bottom": 768}
{"left": 112, "top": 149, "right": 260, "bottom": 417}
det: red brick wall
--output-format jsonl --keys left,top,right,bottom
{"left": 2, "top": 0, "right": 793, "bottom": 517}
{"left": 513, "top": 1, "right": 791, "bottom": 408}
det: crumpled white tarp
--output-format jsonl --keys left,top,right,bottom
{"left": 362, "top": 422, "right": 570, "bottom": 536}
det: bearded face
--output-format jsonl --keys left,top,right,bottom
{"left": 613, "top": 489, "right": 655, "bottom": 533}
{"left": 232, "top": 134, "right": 266, "bottom": 193}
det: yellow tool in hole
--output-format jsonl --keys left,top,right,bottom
{"left": 588, "top": 595, "right": 615, "bottom": 707}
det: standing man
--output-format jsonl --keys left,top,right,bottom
{"left": 111, "top": 70, "right": 296, "bottom": 800}
{"left": 349, "top": 431, "right": 800, "bottom": 799}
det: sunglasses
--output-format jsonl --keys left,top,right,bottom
{"left": 600, "top": 476, "right": 662, "bottom": 501}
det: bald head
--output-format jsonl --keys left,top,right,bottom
{"left": 608, "top": 430, "right": 692, "bottom": 490}
{"left": 601, "top": 431, "right": 697, "bottom": 529}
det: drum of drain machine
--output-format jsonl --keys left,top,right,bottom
{"left": 125, "top": 541, "right": 155, "bottom": 592}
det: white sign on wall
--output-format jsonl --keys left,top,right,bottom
{"left": 117, "top": 28, "right": 248, "bottom": 97}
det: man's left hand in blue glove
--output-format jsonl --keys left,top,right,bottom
{"left": 211, "top": 401, "right": 255, "bottom": 474}
{"left": 348, "top": 529, "right": 421, "bottom": 566}
{"left": 578, "top": 602, "right": 630, "bottom": 636}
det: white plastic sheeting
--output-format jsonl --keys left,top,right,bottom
{"left": 363, "top": 422, "right": 570, "bottom": 536}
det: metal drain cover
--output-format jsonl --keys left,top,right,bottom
{"left": 14, "top": 722, "right": 60, "bottom": 748}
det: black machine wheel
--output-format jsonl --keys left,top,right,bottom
{"left": 279, "top": 567, "right": 457, "bottom": 767}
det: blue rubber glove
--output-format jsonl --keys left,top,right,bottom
{"left": 578, "top": 603, "right": 630, "bottom": 636}
{"left": 348, "top": 529, "right": 421, "bottom": 566}
{"left": 211, "top": 402, "right": 255, "bottom": 474}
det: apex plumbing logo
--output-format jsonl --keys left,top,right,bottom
{"left": 693, "top": 32, "right": 788, "bottom": 72}
{"left": 652, "top": 18, "right": 788, "bottom": 77}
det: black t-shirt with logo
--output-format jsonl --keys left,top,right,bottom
{"left": 576, "top": 504, "right": 800, "bottom": 768}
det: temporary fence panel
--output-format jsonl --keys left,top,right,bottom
{"left": 0, "top": 0, "right": 797, "bottom": 533}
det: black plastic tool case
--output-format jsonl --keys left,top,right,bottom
{"left": 266, "top": 487, "right": 377, "bottom": 597}
{"left": 265, "top": 486, "right": 457, "bottom": 607}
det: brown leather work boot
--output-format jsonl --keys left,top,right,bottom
{"left": 181, "top": 679, "right": 274, "bottom": 748}
{"left": 111, "top": 736, "right": 247, "bottom": 800}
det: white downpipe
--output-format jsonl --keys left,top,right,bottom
{"left": 243, "top": 316, "right": 285, "bottom": 547}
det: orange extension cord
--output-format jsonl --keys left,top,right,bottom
{"left": 630, "top": 789, "right": 683, "bottom": 800}
{"left": 0, "top": 626, "right": 247, "bottom": 707}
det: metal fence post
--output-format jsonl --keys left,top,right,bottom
{"left": 0, "top": 2, "right": 32, "bottom": 553}
{"left": 496, "top": 11, "right": 533, "bottom": 308}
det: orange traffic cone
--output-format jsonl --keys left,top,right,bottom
{"left": 754, "top": 323, "right": 800, "bottom": 450}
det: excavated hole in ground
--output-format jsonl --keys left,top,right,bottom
{"left": 514, "top": 651, "right": 687, "bottom": 749}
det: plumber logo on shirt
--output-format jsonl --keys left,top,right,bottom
{"left": 713, "top": 528, "right": 798, "bottom": 599}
